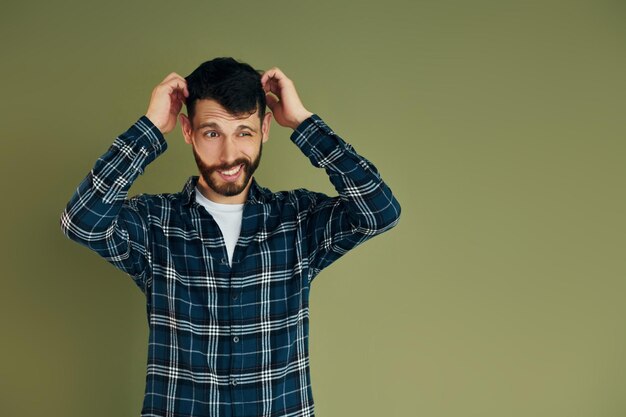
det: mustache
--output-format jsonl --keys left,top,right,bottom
{"left": 206, "top": 159, "right": 249, "bottom": 172}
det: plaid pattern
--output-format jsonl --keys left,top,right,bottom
{"left": 60, "top": 114, "right": 401, "bottom": 417}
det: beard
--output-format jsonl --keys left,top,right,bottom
{"left": 192, "top": 143, "right": 263, "bottom": 197}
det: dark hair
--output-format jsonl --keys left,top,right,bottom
{"left": 184, "top": 57, "right": 266, "bottom": 127}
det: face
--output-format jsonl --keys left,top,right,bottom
{"left": 180, "top": 99, "right": 271, "bottom": 204}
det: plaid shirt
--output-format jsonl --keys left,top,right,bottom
{"left": 60, "top": 114, "right": 401, "bottom": 417}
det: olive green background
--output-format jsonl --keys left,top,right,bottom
{"left": 1, "top": 0, "right": 625, "bottom": 416}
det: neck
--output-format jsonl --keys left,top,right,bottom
{"left": 196, "top": 177, "right": 252, "bottom": 204}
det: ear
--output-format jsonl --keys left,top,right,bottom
{"left": 179, "top": 113, "right": 193, "bottom": 145}
{"left": 261, "top": 111, "right": 272, "bottom": 144}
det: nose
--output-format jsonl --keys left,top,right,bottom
{"left": 219, "top": 137, "right": 238, "bottom": 165}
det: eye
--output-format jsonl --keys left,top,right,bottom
{"left": 239, "top": 132, "right": 252, "bottom": 137}
{"left": 204, "top": 131, "right": 219, "bottom": 138}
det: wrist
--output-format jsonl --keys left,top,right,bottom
{"left": 291, "top": 111, "right": 313, "bottom": 130}
{"left": 145, "top": 112, "right": 165, "bottom": 133}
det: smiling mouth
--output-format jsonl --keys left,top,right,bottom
{"left": 217, "top": 164, "right": 244, "bottom": 181}
{"left": 220, "top": 164, "right": 242, "bottom": 175}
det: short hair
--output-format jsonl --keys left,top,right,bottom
{"left": 184, "top": 57, "right": 266, "bottom": 127}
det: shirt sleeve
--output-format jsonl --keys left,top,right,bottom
{"left": 59, "top": 116, "right": 167, "bottom": 293}
{"left": 290, "top": 114, "right": 402, "bottom": 282}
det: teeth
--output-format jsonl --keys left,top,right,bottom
{"left": 220, "top": 164, "right": 242, "bottom": 176}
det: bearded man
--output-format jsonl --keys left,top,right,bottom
{"left": 61, "top": 57, "right": 401, "bottom": 417}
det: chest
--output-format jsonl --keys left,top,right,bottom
{"left": 146, "top": 202, "right": 311, "bottom": 316}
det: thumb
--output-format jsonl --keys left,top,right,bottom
{"left": 265, "top": 93, "right": 280, "bottom": 112}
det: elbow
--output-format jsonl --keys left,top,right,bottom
{"left": 372, "top": 184, "right": 402, "bottom": 233}
{"left": 59, "top": 205, "right": 108, "bottom": 246}
{"left": 59, "top": 207, "right": 88, "bottom": 245}
{"left": 59, "top": 207, "right": 73, "bottom": 240}
{"left": 380, "top": 196, "right": 402, "bottom": 232}
{"left": 354, "top": 195, "right": 401, "bottom": 236}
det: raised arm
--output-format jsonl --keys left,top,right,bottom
{"left": 261, "top": 68, "right": 401, "bottom": 280}
{"left": 59, "top": 73, "right": 188, "bottom": 292}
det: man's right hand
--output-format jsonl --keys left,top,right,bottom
{"left": 145, "top": 72, "right": 189, "bottom": 134}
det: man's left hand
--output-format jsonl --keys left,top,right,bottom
{"left": 261, "top": 67, "right": 313, "bottom": 130}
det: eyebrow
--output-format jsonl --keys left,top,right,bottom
{"left": 196, "top": 121, "right": 257, "bottom": 133}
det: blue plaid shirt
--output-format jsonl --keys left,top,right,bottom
{"left": 60, "top": 114, "right": 401, "bottom": 417}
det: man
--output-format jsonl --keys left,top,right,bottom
{"left": 61, "top": 57, "right": 401, "bottom": 417}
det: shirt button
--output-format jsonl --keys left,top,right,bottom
{"left": 233, "top": 336, "right": 239, "bottom": 343}
{"left": 231, "top": 378, "right": 238, "bottom": 386}
{"left": 232, "top": 293, "right": 239, "bottom": 301}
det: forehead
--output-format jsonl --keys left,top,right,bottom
{"left": 192, "top": 99, "right": 260, "bottom": 129}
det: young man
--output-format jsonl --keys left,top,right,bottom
{"left": 61, "top": 57, "right": 401, "bottom": 417}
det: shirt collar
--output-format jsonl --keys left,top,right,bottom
{"left": 181, "top": 176, "right": 272, "bottom": 207}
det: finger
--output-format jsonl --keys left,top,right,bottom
{"left": 160, "top": 73, "right": 189, "bottom": 96}
{"left": 260, "top": 68, "right": 275, "bottom": 84}
{"left": 173, "top": 76, "right": 189, "bottom": 97}
{"left": 261, "top": 72, "right": 273, "bottom": 93}
{"left": 263, "top": 77, "right": 279, "bottom": 96}
{"left": 175, "top": 89, "right": 184, "bottom": 104}
{"left": 265, "top": 76, "right": 285, "bottom": 100}
{"left": 165, "top": 77, "right": 189, "bottom": 98}
{"left": 262, "top": 67, "right": 282, "bottom": 77}
{"left": 263, "top": 76, "right": 275, "bottom": 94}
{"left": 265, "top": 72, "right": 293, "bottom": 97}
{"left": 261, "top": 77, "right": 271, "bottom": 94}
{"left": 161, "top": 72, "right": 182, "bottom": 83}
{"left": 261, "top": 67, "right": 284, "bottom": 87}
{"left": 265, "top": 93, "right": 279, "bottom": 111}
{"left": 179, "top": 79, "right": 189, "bottom": 97}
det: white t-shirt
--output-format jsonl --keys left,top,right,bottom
{"left": 194, "top": 187, "right": 244, "bottom": 267}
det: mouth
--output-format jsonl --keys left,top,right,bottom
{"left": 217, "top": 164, "right": 244, "bottom": 182}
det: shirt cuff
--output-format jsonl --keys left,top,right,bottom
{"left": 290, "top": 114, "right": 349, "bottom": 169}
{"left": 133, "top": 115, "right": 168, "bottom": 160}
